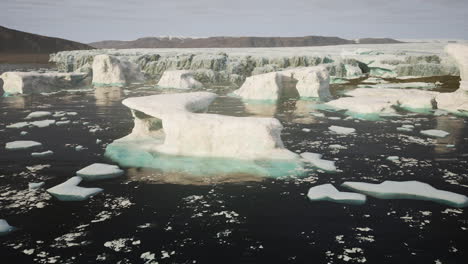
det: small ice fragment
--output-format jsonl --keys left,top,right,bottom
{"left": 302, "top": 128, "right": 311, "bottom": 132}
{"left": 31, "top": 150, "right": 54, "bottom": 158}
{"left": 329, "top": 125, "right": 356, "bottom": 135}
{"left": 96, "top": 139, "right": 102, "bottom": 144}
{"left": 47, "top": 176, "right": 103, "bottom": 201}
{"left": 75, "top": 145, "right": 85, "bottom": 151}
{"left": 420, "top": 129, "right": 450, "bottom": 138}
{"left": 0, "top": 219, "right": 16, "bottom": 236}
{"left": 29, "top": 182, "right": 45, "bottom": 190}
{"left": 56, "top": 120, "right": 71, "bottom": 126}
{"left": 307, "top": 184, "right": 366, "bottom": 205}
{"left": 29, "top": 120, "right": 55, "bottom": 128}
{"left": 66, "top": 112, "right": 78, "bottom": 116}
{"left": 6, "top": 122, "right": 30, "bottom": 129}
{"left": 387, "top": 156, "right": 399, "bottom": 161}
{"left": 329, "top": 144, "right": 347, "bottom": 150}
{"left": 20, "top": 131, "right": 28, "bottom": 136}
{"left": 341, "top": 180, "right": 468, "bottom": 208}
{"left": 25, "top": 111, "right": 52, "bottom": 119}
{"left": 76, "top": 163, "right": 124, "bottom": 181}
{"left": 311, "top": 112, "right": 325, "bottom": 118}
{"left": 6, "top": 140, "right": 42, "bottom": 150}
{"left": 446, "top": 144, "right": 455, "bottom": 148}
{"left": 300, "top": 152, "right": 337, "bottom": 171}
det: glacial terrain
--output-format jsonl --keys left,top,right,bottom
{"left": 1, "top": 42, "right": 468, "bottom": 264}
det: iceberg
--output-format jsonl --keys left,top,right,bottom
{"left": 341, "top": 181, "right": 468, "bottom": 208}
{"left": 0, "top": 71, "right": 89, "bottom": 95}
{"left": 233, "top": 66, "right": 330, "bottom": 100}
{"left": 0, "top": 219, "right": 16, "bottom": 236}
{"left": 47, "top": 176, "right": 103, "bottom": 201}
{"left": 328, "top": 125, "right": 356, "bottom": 134}
{"left": 76, "top": 163, "right": 124, "bottom": 181}
{"left": 300, "top": 152, "right": 337, "bottom": 171}
{"left": 420, "top": 129, "right": 450, "bottom": 138}
{"left": 157, "top": 70, "right": 203, "bottom": 89}
{"left": 307, "top": 184, "right": 366, "bottom": 205}
{"left": 5, "top": 140, "right": 42, "bottom": 150}
{"left": 92, "top": 54, "right": 145, "bottom": 86}
{"left": 105, "top": 92, "right": 304, "bottom": 177}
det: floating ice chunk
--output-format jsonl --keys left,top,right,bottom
{"left": 341, "top": 180, "right": 468, "bottom": 208}
{"left": 25, "top": 111, "right": 52, "bottom": 119}
{"left": 75, "top": 145, "right": 85, "bottom": 151}
{"left": 157, "top": 70, "right": 203, "bottom": 89}
{"left": 420, "top": 129, "right": 450, "bottom": 138}
{"left": 233, "top": 72, "right": 283, "bottom": 100}
{"left": 6, "top": 122, "right": 30, "bottom": 129}
{"left": 0, "top": 71, "right": 89, "bottom": 94}
{"left": 92, "top": 54, "right": 144, "bottom": 86}
{"left": 76, "top": 163, "right": 124, "bottom": 181}
{"left": 329, "top": 125, "right": 355, "bottom": 135}
{"left": 387, "top": 156, "right": 399, "bottom": 161}
{"left": 5, "top": 140, "right": 42, "bottom": 150}
{"left": 31, "top": 150, "right": 54, "bottom": 158}
{"left": 20, "top": 131, "right": 28, "bottom": 136}
{"left": 47, "top": 176, "right": 103, "bottom": 201}
{"left": 302, "top": 128, "right": 311, "bottom": 132}
{"left": 329, "top": 144, "right": 347, "bottom": 150}
{"left": 56, "top": 120, "right": 71, "bottom": 126}
{"left": 300, "top": 152, "right": 337, "bottom": 171}
{"left": 29, "top": 120, "right": 55, "bottom": 128}
{"left": 307, "top": 184, "right": 366, "bottom": 205}
{"left": 397, "top": 124, "right": 414, "bottom": 132}
{"left": 29, "top": 182, "right": 45, "bottom": 190}
{"left": 357, "top": 82, "right": 438, "bottom": 90}
{"left": 0, "top": 219, "right": 16, "bottom": 236}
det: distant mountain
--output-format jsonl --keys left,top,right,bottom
{"left": 0, "top": 25, "right": 93, "bottom": 54}
{"left": 89, "top": 36, "right": 403, "bottom": 49}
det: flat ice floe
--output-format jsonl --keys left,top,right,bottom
{"left": 31, "top": 150, "right": 54, "bottom": 158}
{"left": 76, "top": 163, "right": 124, "bottom": 181}
{"left": 25, "top": 111, "right": 52, "bottom": 119}
{"left": 157, "top": 70, "right": 203, "bottom": 89}
{"left": 0, "top": 219, "right": 16, "bottom": 236}
{"left": 357, "top": 82, "right": 438, "bottom": 90}
{"left": 300, "top": 152, "right": 337, "bottom": 171}
{"left": 6, "top": 141, "right": 42, "bottom": 150}
{"left": 307, "top": 184, "right": 366, "bottom": 205}
{"left": 420, "top": 129, "right": 450, "bottom": 138}
{"left": 341, "top": 181, "right": 468, "bottom": 208}
{"left": 47, "top": 176, "right": 103, "bottom": 201}
{"left": 6, "top": 120, "right": 55, "bottom": 129}
{"left": 328, "top": 125, "right": 356, "bottom": 134}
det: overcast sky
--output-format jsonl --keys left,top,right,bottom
{"left": 1, "top": 0, "right": 467, "bottom": 43}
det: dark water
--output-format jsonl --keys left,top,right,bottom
{"left": 1, "top": 80, "right": 468, "bottom": 264}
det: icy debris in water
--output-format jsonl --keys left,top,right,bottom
{"left": 29, "top": 120, "right": 55, "bottom": 128}
{"left": 27, "top": 164, "right": 50, "bottom": 172}
{"left": 7, "top": 122, "right": 30, "bottom": 129}
{"left": 0, "top": 219, "right": 16, "bottom": 236}
{"left": 103, "top": 238, "right": 135, "bottom": 252}
{"left": 397, "top": 124, "right": 414, "bottom": 132}
{"left": 29, "top": 182, "right": 45, "bottom": 190}
{"left": 6, "top": 140, "right": 42, "bottom": 150}
{"left": 420, "top": 129, "right": 450, "bottom": 138}
{"left": 342, "top": 180, "right": 468, "bottom": 208}
{"left": 56, "top": 120, "right": 70, "bottom": 126}
{"left": 96, "top": 139, "right": 102, "bottom": 144}
{"left": 76, "top": 163, "right": 124, "bottom": 181}
{"left": 20, "top": 131, "right": 28, "bottom": 136}
{"left": 446, "top": 144, "right": 455, "bottom": 148}
{"left": 140, "top": 252, "right": 156, "bottom": 262}
{"left": 329, "top": 125, "right": 355, "bottom": 134}
{"left": 47, "top": 176, "right": 103, "bottom": 201}
{"left": 31, "top": 150, "right": 53, "bottom": 158}
{"left": 300, "top": 152, "right": 337, "bottom": 171}
{"left": 75, "top": 145, "right": 85, "bottom": 151}
{"left": 387, "top": 156, "right": 399, "bottom": 161}
{"left": 66, "top": 112, "right": 78, "bottom": 116}
{"left": 329, "top": 144, "right": 347, "bottom": 150}
{"left": 25, "top": 111, "right": 52, "bottom": 119}
{"left": 302, "top": 128, "right": 311, "bottom": 132}
{"left": 22, "top": 248, "right": 35, "bottom": 255}
{"left": 307, "top": 184, "right": 366, "bottom": 205}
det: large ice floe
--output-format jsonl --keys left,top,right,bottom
{"left": 341, "top": 181, "right": 468, "bottom": 208}
{"left": 232, "top": 66, "right": 330, "bottom": 100}
{"left": 5, "top": 140, "right": 42, "bottom": 150}
{"left": 0, "top": 71, "right": 89, "bottom": 95}
{"left": 325, "top": 43, "right": 468, "bottom": 118}
{"left": 157, "top": 70, "right": 203, "bottom": 89}
{"left": 47, "top": 176, "right": 103, "bottom": 201}
{"left": 307, "top": 184, "right": 366, "bottom": 205}
{"left": 92, "top": 54, "right": 145, "bottom": 86}
{"left": 105, "top": 92, "right": 307, "bottom": 177}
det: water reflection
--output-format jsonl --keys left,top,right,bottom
{"left": 434, "top": 116, "right": 465, "bottom": 154}
{"left": 0, "top": 95, "right": 29, "bottom": 109}
{"left": 94, "top": 86, "right": 124, "bottom": 106}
